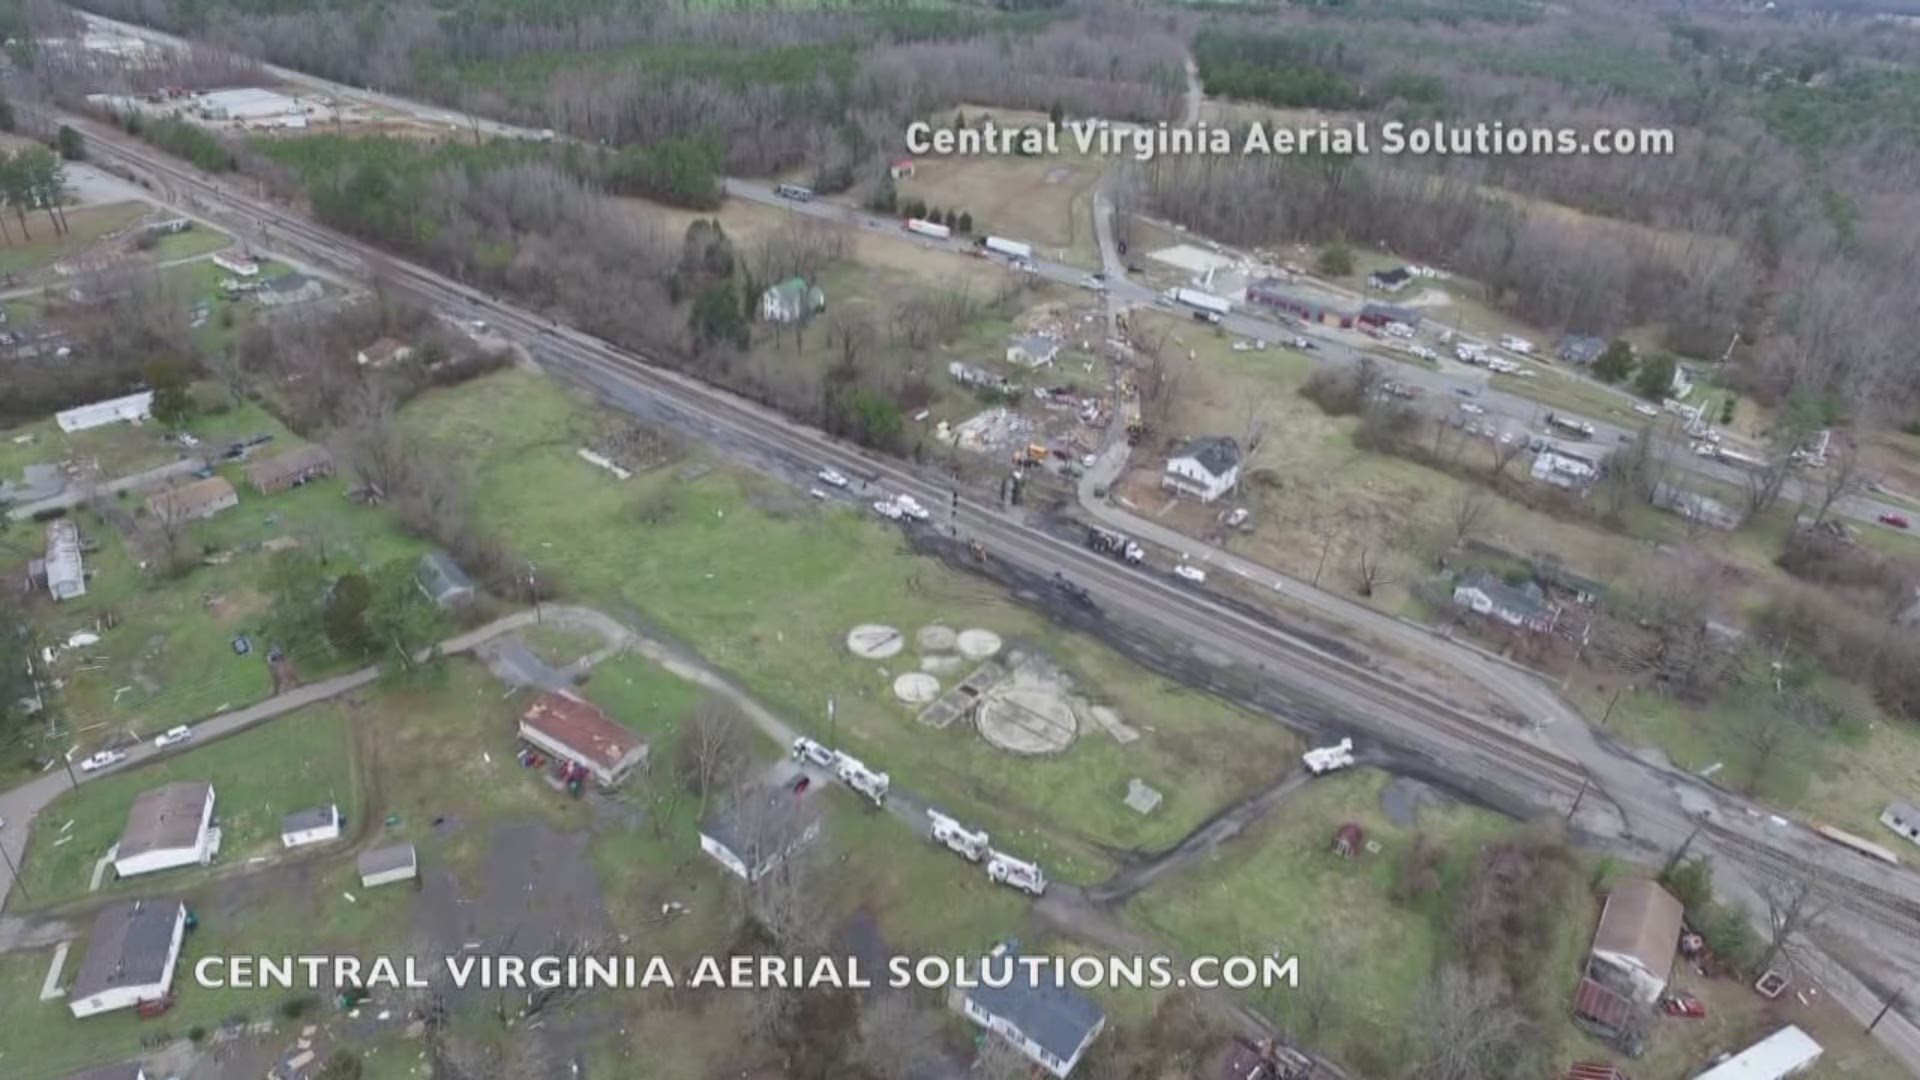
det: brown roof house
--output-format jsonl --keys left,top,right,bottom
{"left": 519, "top": 691, "right": 649, "bottom": 788}
{"left": 245, "top": 444, "right": 334, "bottom": 494}
{"left": 113, "top": 781, "right": 219, "bottom": 879}
{"left": 1587, "top": 878, "right": 1684, "bottom": 1004}
{"left": 146, "top": 476, "right": 238, "bottom": 523}
{"left": 355, "top": 337, "right": 415, "bottom": 368}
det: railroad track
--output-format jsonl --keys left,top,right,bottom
{"left": 1706, "top": 824, "right": 1920, "bottom": 933}
{"left": 73, "top": 119, "right": 1920, "bottom": 944}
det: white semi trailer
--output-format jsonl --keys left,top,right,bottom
{"left": 929, "top": 810, "right": 990, "bottom": 862}
{"left": 906, "top": 218, "right": 953, "bottom": 240}
{"left": 836, "top": 755, "right": 891, "bottom": 806}
{"left": 986, "top": 850, "right": 1048, "bottom": 895}
{"left": 983, "top": 236, "right": 1033, "bottom": 260}
{"left": 1168, "top": 287, "right": 1231, "bottom": 318}
{"left": 1303, "top": 737, "right": 1356, "bottom": 775}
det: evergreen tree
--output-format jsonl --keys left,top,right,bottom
{"left": 1591, "top": 339, "right": 1635, "bottom": 384}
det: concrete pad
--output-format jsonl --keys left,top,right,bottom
{"left": 89, "top": 848, "right": 116, "bottom": 892}
{"left": 847, "top": 625, "right": 904, "bottom": 659}
{"left": 1088, "top": 705, "right": 1141, "bottom": 745}
{"left": 1125, "top": 779, "right": 1163, "bottom": 815}
{"left": 1148, "top": 243, "right": 1232, "bottom": 275}
{"left": 916, "top": 625, "right": 958, "bottom": 652}
{"left": 893, "top": 673, "right": 941, "bottom": 704}
{"left": 919, "top": 655, "right": 965, "bottom": 675}
{"left": 38, "top": 940, "right": 70, "bottom": 1000}
{"left": 977, "top": 686, "right": 1077, "bottom": 755}
{"left": 956, "top": 629, "right": 1003, "bottom": 660}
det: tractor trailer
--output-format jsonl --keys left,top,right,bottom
{"left": 906, "top": 218, "right": 952, "bottom": 241}
{"left": 983, "top": 236, "right": 1033, "bottom": 260}
{"left": 1168, "top": 287, "right": 1231, "bottom": 318}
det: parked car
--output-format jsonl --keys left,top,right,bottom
{"left": 895, "top": 495, "right": 931, "bottom": 521}
{"left": 1458, "top": 403, "right": 1486, "bottom": 416}
{"left": 154, "top": 725, "right": 193, "bottom": 749}
{"left": 1452, "top": 385, "right": 1478, "bottom": 398}
{"left": 816, "top": 468, "right": 849, "bottom": 488}
{"left": 1880, "top": 512, "right": 1910, "bottom": 530}
{"left": 808, "top": 487, "right": 830, "bottom": 500}
{"left": 871, "top": 500, "right": 904, "bottom": 521}
{"left": 79, "top": 749, "right": 127, "bottom": 772}
{"left": 1174, "top": 564, "right": 1207, "bottom": 583}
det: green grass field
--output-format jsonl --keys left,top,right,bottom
{"left": 16, "top": 703, "right": 358, "bottom": 911}
{"left": 0, "top": 201, "right": 146, "bottom": 278}
{"left": 1125, "top": 768, "right": 1594, "bottom": 1071}
{"left": 399, "top": 369, "right": 1301, "bottom": 883}
{"left": 145, "top": 224, "right": 233, "bottom": 262}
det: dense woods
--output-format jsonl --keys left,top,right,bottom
{"left": 1165, "top": 0, "right": 1920, "bottom": 422}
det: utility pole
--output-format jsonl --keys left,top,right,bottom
{"left": 0, "top": 841, "right": 27, "bottom": 901}
{"left": 1566, "top": 774, "right": 1589, "bottom": 822}
{"left": 1871, "top": 983, "right": 1908, "bottom": 1031}
{"left": 1662, "top": 817, "right": 1706, "bottom": 879}
{"left": 527, "top": 562, "right": 541, "bottom": 624}
{"left": 826, "top": 696, "right": 837, "bottom": 753}
{"left": 1601, "top": 685, "right": 1629, "bottom": 727}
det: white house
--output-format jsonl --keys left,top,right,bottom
{"left": 519, "top": 692, "right": 650, "bottom": 788}
{"left": 956, "top": 942, "right": 1107, "bottom": 1077}
{"left": 759, "top": 278, "right": 825, "bottom": 324}
{"left": 1586, "top": 878, "right": 1683, "bottom": 1005}
{"left": 44, "top": 518, "right": 86, "bottom": 601}
{"left": 280, "top": 804, "right": 341, "bottom": 849}
{"left": 56, "top": 391, "right": 153, "bottom": 433}
{"left": 358, "top": 843, "right": 417, "bottom": 888}
{"left": 700, "top": 772, "right": 821, "bottom": 882}
{"left": 1367, "top": 267, "right": 1413, "bottom": 293}
{"left": 68, "top": 899, "right": 187, "bottom": 1018}
{"left": 1162, "top": 435, "right": 1242, "bottom": 504}
{"left": 1531, "top": 444, "right": 1601, "bottom": 492}
{"left": 1005, "top": 334, "right": 1061, "bottom": 368}
{"left": 1692, "top": 1025, "right": 1823, "bottom": 1080}
{"left": 1882, "top": 801, "right": 1920, "bottom": 849}
{"left": 1452, "top": 570, "right": 1558, "bottom": 634}
{"left": 113, "top": 782, "right": 219, "bottom": 879}
{"left": 415, "top": 550, "right": 476, "bottom": 608}
{"left": 211, "top": 251, "right": 260, "bottom": 277}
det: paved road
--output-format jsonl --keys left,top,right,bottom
{"left": 32, "top": 44, "right": 1920, "bottom": 1069}
{"left": 4, "top": 456, "right": 207, "bottom": 522}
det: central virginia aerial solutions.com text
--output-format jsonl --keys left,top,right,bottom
{"left": 904, "top": 119, "right": 1676, "bottom": 161}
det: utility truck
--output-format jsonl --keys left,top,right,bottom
{"left": 929, "top": 810, "right": 990, "bottom": 862}
{"left": 836, "top": 755, "right": 891, "bottom": 806}
{"left": 906, "top": 218, "right": 952, "bottom": 240}
{"left": 986, "top": 850, "right": 1048, "bottom": 895}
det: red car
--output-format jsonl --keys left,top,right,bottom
{"left": 1880, "top": 512, "right": 1910, "bottom": 530}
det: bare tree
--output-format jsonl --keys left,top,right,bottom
{"left": 1486, "top": 433, "right": 1528, "bottom": 487}
{"left": 822, "top": 307, "right": 876, "bottom": 371}
{"left": 145, "top": 487, "right": 197, "bottom": 576}
{"left": 673, "top": 694, "right": 748, "bottom": 821}
{"left": 723, "top": 782, "right": 828, "bottom": 953}
{"left": 1402, "top": 965, "right": 1544, "bottom": 1080}
{"left": 1449, "top": 486, "right": 1491, "bottom": 547}
{"left": 1733, "top": 686, "right": 1813, "bottom": 798}
{"left": 1352, "top": 541, "right": 1395, "bottom": 598}
{"left": 335, "top": 381, "right": 409, "bottom": 501}
{"left": 1807, "top": 438, "right": 1865, "bottom": 526}
{"left": 857, "top": 990, "right": 949, "bottom": 1078}
{"left": 1242, "top": 392, "right": 1271, "bottom": 455}
{"left": 1741, "top": 455, "right": 1799, "bottom": 524}
{"left": 1757, "top": 869, "right": 1835, "bottom": 975}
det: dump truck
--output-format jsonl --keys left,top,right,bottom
{"left": 1087, "top": 525, "right": 1145, "bottom": 565}
{"left": 906, "top": 218, "right": 952, "bottom": 240}
{"left": 929, "top": 810, "right": 990, "bottom": 862}
{"left": 836, "top": 755, "right": 890, "bottom": 806}
{"left": 986, "top": 850, "right": 1048, "bottom": 895}
{"left": 1545, "top": 412, "right": 1595, "bottom": 440}
{"left": 983, "top": 236, "right": 1033, "bottom": 260}
{"left": 1168, "top": 287, "right": 1231, "bottom": 318}
{"left": 1303, "top": 737, "right": 1356, "bottom": 775}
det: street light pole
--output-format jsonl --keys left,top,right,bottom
{"left": 1871, "top": 984, "right": 1909, "bottom": 1032}
{"left": 527, "top": 562, "right": 541, "bottom": 624}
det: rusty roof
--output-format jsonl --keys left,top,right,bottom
{"left": 520, "top": 692, "right": 644, "bottom": 770}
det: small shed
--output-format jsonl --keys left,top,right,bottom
{"left": 1588, "top": 878, "right": 1684, "bottom": 1004}
{"left": 1331, "top": 822, "right": 1363, "bottom": 858}
{"left": 358, "top": 843, "right": 417, "bottom": 889}
{"left": 1881, "top": 800, "right": 1920, "bottom": 848}
{"left": 280, "top": 805, "right": 340, "bottom": 849}
{"left": 416, "top": 550, "right": 476, "bottom": 608}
